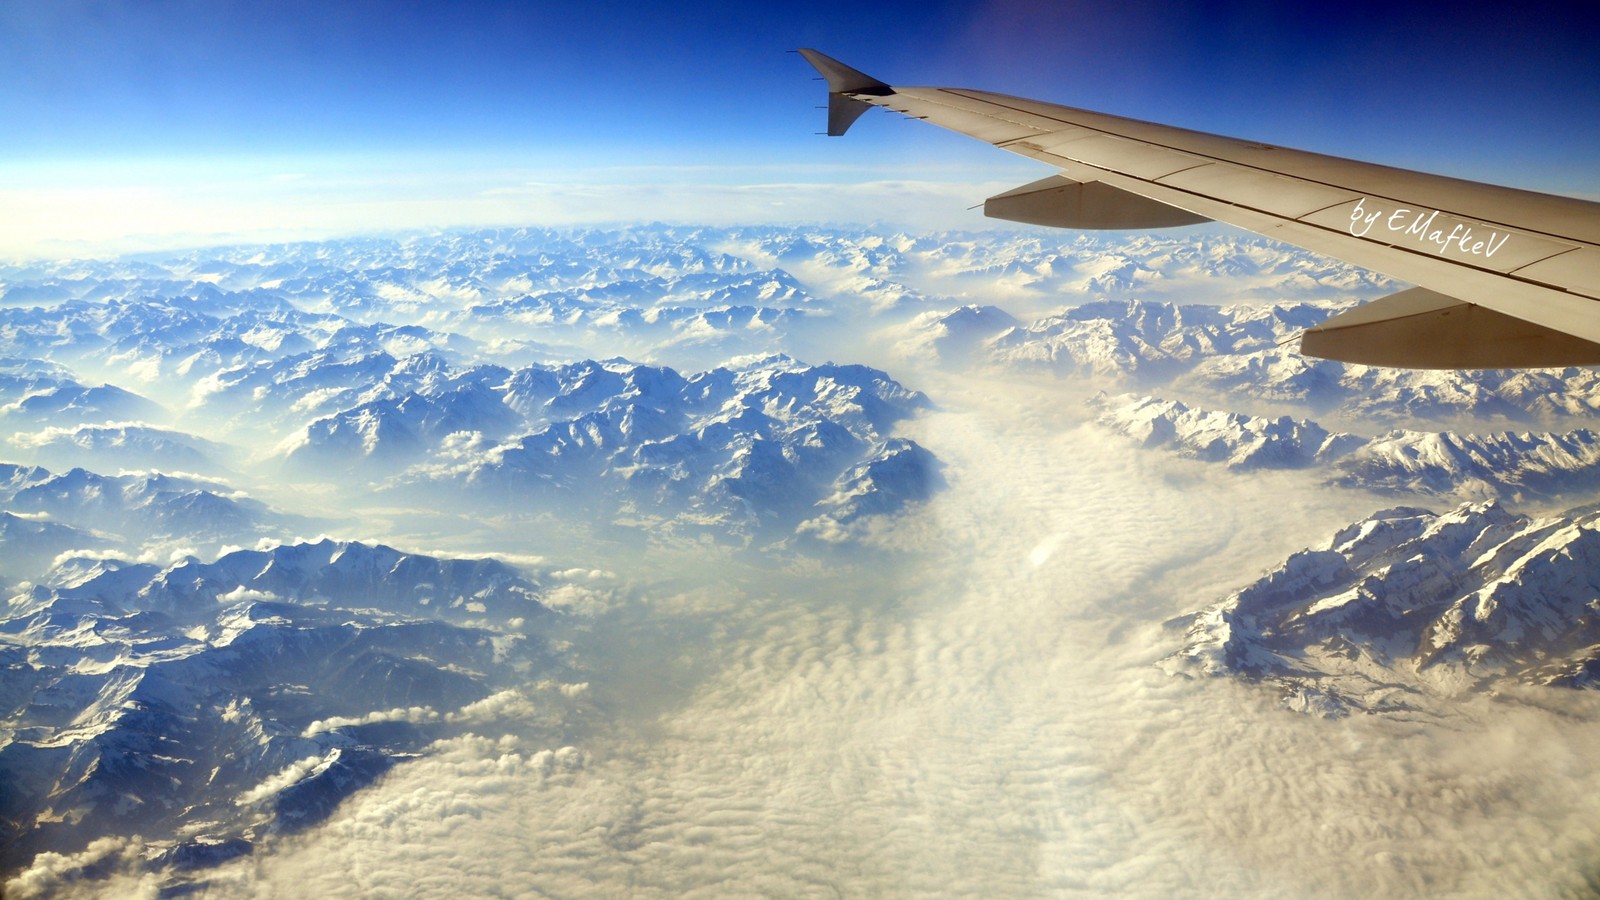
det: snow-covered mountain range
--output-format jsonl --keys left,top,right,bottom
{"left": 6, "top": 224, "right": 1600, "bottom": 890}
{"left": 1161, "top": 501, "right": 1600, "bottom": 716}
{"left": 1095, "top": 393, "right": 1600, "bottom": 502}
{"left": 0, "top": 359, "right": 159, "bottom": 427}
{"left": 900, "top": 297, "right": 1600, "bottom": 425}
{"left": 375, "top": 355, "right": 936, "bottom": 543}
{"left": 0, "top": 464, "right": 288, "bottom": 575}
{"left": 0, "top": 539, "right": 581, "bottom": 879}
{"left": 0, "top": 226, "right": 973, "bottom": 887}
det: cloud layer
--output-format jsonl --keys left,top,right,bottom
{"left": 77, "top": 371, "right": 1594, "bottom": 899}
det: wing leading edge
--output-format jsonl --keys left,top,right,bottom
{"left": 796, "top": 48, "right": 1600, "bottom": 369}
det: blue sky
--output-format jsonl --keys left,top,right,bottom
{"left": 3, "top": 0, "right": 1597, "bottom": 256}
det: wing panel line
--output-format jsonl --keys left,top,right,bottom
{"left": 1015, "top": 143, "right": 1600, "bottom": 307}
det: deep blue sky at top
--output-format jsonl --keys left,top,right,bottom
{"left": 1, "top": 0, "right": 1597, "bottom": 250}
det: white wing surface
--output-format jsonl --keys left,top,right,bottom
{"left": 798, "top": 48, "right": 1600, "bottom": 368}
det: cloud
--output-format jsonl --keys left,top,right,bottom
{"left": 4, "top": 837, "right": 160, "bottom": 900}
{"left": 217, "top": 586, "right": 279, "bottom": 604}
{"left": 297, "top": 691, "right": 546, "bottom": 739}
{"left": 172, "top": 368, "right": 1600, "bottom": 897}
{"left": 538, "top": 583, "right": 619, "bottom": 618}
{"left": 301, "top": 708, "right": 440, "bottom": 738}
{"left": 238, "top": 753, "right": 340, "bottom": 805}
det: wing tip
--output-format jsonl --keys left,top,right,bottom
{"left": 796, "top": 49, "right": 893, "bottom": 137}
{"left": 796, "top": 49, "right": 893, "bottom": 97}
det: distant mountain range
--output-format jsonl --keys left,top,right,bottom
{"left": 1094, "top": 393, "right": 1600, "bottom": 502}
{"left": 0, "top": 227, "right": 963, "bottom": 886}
{"left": 899, "top": 297, "right": 1600, "bottom": 425}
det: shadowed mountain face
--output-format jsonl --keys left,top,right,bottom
{"left": 0, "top": 539, "right": 565, "bottom": 875}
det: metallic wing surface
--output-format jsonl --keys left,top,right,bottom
{"left": 797, "top": 49, "right": 1600, "bottom": 369}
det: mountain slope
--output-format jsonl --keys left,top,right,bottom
{"left": 1162, "top": 502, "right": 1600, "bottom": 715}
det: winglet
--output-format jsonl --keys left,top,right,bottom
{"left": 797, "top": 49, "right": 893, "bottom": 95}
{"left": 796, "top": 48, "right": 893, "bottom": 136}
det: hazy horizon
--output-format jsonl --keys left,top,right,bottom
{"left": 4, "top": 2, "right": 1597, "bottom": 260}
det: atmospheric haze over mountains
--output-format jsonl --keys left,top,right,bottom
{"left": 7, "top": 225, "right": 1600, "bottom": 898}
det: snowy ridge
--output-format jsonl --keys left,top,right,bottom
{"left": 893, "top": 305, "right": 1021, "bottom": 363}
{"left": 0, "top": 360, "right": 159, "bottom": 427}
{"left": 0, "top": 513, "right": 105, "bottom": 581}
{"left": 1093, "top": 394, "right": 1359, "bottom": 470}
{"left": 1332, "top": 429, "right": 1600, "bottom": 498}
{"left": 729, "top": 228, "right": 1389, "bottom": 301}
{"left": 982, "top": 299, "right": 1323, "bottom": 379}
{"left": 1161, "top": 502, "right": 1600, "bottom": 715}
{"left": 398, "top": 355, "right": 937, "bottom": 542}
{"left": 798, "top": 438, "right": 942, "bottom": 542}
{"left": 1176, "top": 349, "right": 1600, "bottom": 423}
{"left": 9, "top": 421, "right": 227, "bottom": 473}
{"left": 897, "top": 296, "right": 1600, "bottom": 426}
{"left": 1095, "top": 393, "right": 1600, "bottom": 499}
{"left": 0, "top": 296, "right": 472, "bottom": 396}
{"left": 1, "top": 464, "right": 275, "bottom": 546}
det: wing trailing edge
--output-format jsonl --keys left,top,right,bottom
{"left": 985, "top": 175, "right": 1212, "bottom": 230}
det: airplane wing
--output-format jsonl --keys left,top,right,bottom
{"left": 797, "top": 48, "right": 1600, "bottom": 369}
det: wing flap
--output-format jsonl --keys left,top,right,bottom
{"left": 985, "top": 176, "right": 1210, "bottom": 229}
{"left": 1300, "top": 287, "right": 1600, "bottom": 369}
